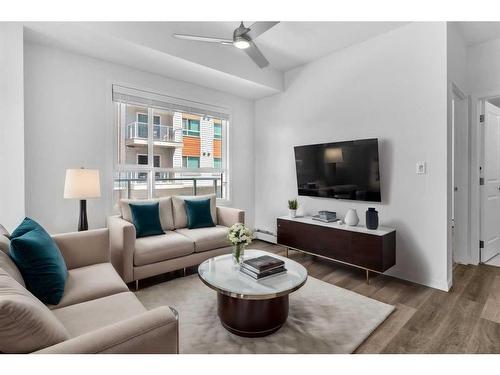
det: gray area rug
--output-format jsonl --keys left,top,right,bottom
{"left": 135, "top": 274, "right": 394, "bottom": 354}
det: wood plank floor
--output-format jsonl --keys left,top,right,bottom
{"left": 139, "top": 239, "right": 500, "bottom": 353}
{"left": 254, "top": 240, "right": 500, "bottom": 353}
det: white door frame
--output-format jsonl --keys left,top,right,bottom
{"left": 470, "top": 89, "right": 500, "bottom": 264}
{"left": 451, "top": 83, "right": 470, "bottom": 265}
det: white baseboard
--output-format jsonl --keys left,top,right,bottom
{"left": 254, "top": 232, "right": 277, "bottom": 244}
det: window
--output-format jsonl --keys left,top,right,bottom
{"left": 137, "top": 113, "right": 148, "bottom": 124}
{"left": 137, "top": 113, "right": 160, "bottom": 125}
{"left": 137, "top": 154, "right": 160, "bottom": 180}
{"left": 113, "top": 85, "right": 229, "bottom": 204}
{"left": 214, "top": 158, "right": 222, "bottom": 169}
{"left": 137, "top": 154, "right": 160, "bottom": 167}
{"left": 182, "top": 156, "right": 200, "bottom": 169}
{"left": 214, "top": 123, "right": 222, "bottom": 139}
{"left": 182, "top": 119, "right": 200, "bottom": 137}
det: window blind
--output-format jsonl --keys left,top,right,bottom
{"left": 112, "top": 85, "right": 230, "bottom": 121}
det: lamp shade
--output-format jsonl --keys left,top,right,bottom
{"left": 324, "top": 147, "right": 343, "bottom": 163}
{"left": 64, "top": 169, "right": 101, "bottom": 199}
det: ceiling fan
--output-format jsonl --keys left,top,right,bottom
{"left": 173, "top": 21, "right": 279, "bottom": 68}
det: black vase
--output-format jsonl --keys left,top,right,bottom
{"left": 366, "top": 208, "right": 379, "bottom": 230}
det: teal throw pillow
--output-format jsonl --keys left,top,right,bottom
{"left": 185, "top": 198, "right": 215, "bottom": 229}
{"left": 129, "top": 202, "right": 164, "bottom": 238}
{"left": 9, "top": 217, "right": 68, "bottom": 305}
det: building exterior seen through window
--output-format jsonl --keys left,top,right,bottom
{"left": 114, "top": 102, "right": 227, "bottom": 205}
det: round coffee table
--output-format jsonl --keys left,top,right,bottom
{"left": 198, "top": 249, "right": 308, "bottom": 337}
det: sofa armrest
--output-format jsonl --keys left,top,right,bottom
{"left": 217, "top": 206, "right": 245, "bottom": 227}
{"left": 35, "top": 306, "right": 178, "bottom": 354}
{"left": 52, "top": 229, "right": 109, "bottom": 270}
{"left": 107, "top": 215, "right": 136, "bottom": 283}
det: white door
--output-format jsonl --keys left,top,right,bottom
{"left": 453, "top": 95, "right": 469, "bottom": 264}
{"left": 481, "top": 101, "right": 500, "bottom": 262}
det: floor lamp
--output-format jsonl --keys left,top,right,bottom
{"left": 64, "top": 168, "right": 101, "bottom": 231}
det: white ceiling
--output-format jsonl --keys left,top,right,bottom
{"left": 23, "top": 21, "right": 408, "bottom": 99}
{"left": 255, "top": 22, "right": 408, "bottom": 71}
{"left": 455, "top": 22, "right": 500, "bottom": 45}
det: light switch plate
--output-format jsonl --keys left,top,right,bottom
{"left": 416, "top": 161, "right": 426, "bottom": 174}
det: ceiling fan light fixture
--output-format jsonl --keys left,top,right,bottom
{"left": 233, "top": 36, "right": 250, "bottom": 49}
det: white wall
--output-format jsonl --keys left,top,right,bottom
{"left": 467, "top": 37, "right": 500, "bottom": 94}
{"left": 448, "top": 23, "right": 467, "bottom": 93}
{"left": 254, "top": 22, "right": 450, "bottom": 290}
{"left": 24, "top": 42, "right": 254, "bottom": 234}
{"left": 0, "top": 23, "right": 25, "bottom": 232}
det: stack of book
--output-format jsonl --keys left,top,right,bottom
{"left": 312, "top": 210, "right": 338, "bottom": 223}
{"left": 240, "top": 255, "right": 287, "bottom": 280}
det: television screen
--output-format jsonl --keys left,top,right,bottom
{"left": 294, "top": 138, "right": 381, "bottom": 202}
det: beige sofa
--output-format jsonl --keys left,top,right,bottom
{"left": 0, "top": 228, "right": 178, "bottom": 354}
{"left": 108, "top": 194, "right": 244, "bottom": 287}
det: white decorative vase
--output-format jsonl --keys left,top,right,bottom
{"left": 344, "top": 209, "right": 359, "bottom": 226}
{"left": 289, "top": 209, "right": 297, "bottom": 218}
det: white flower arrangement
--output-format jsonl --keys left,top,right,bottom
{"left": 227, "top": 223, "right": 253, "bottom": 246}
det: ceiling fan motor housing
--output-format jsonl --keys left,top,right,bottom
{"left": 233, "top": 22, "right": 251, "bottom": 39}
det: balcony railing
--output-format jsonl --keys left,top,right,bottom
{"left": 114, "top": 174, "right": 224, "bottom": 199}
{"left": 126, "top": 122, "right": 182, "bottom": 143}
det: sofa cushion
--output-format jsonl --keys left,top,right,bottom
{"left": 176, "top": 225, "right": 230, "bottom": 253}
{"left": 48, "top": 263, "right": 128, "bottom": 310}
{"left": 52, "top": 292, "right": 146, "bottom": 337}
{"left": 10, "top": 217, "right": 68, "bottom": 305}
{"left": 172, "top": 194, "right": 217, "bottom": 229}
{"left": 0, "top": 269, "right": 69, "bottom": 353}
{"left": 0, "top": 251, "right": 25, "bottom": 287}
{"left": 134, "top": 232, "right": 194, "bottom": 266}
{"left": 120, "top": 197, "right": 174, "bottom": 231}
{"left": 129, "top": 202, "right": 164, "bottom": 238}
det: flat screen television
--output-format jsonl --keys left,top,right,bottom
{"left": 294, "top": 138, "right": 381, "bottom": 202}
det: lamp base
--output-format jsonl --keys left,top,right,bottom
{"left": 78, "top": 199, "right": 88, "bottom": 231}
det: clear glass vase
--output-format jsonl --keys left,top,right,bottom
{"left": 232, "top": 243, "right": 246, "bottom": 267}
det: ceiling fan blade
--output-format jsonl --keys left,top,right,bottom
{"left": 246, "top": 21, "right": 279, "bottom": 40}
{"left": 244, "top": 41, "right": 270, "bottom": 68}
{"left": 173, "top": 34, "right": 233, "bottom": 44}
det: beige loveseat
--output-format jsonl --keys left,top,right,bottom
{"left": 0, "top": 228, "right": 178, "bottom": 354}
{"left": 107, "top": 194, "right": 244, "bottom": 287}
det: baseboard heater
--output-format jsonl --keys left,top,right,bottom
{"left": 254, "top": 229, "right": 277, "bottom": 244}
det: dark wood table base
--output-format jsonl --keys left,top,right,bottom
{"left": 217, "top": 293, "right": 289, "bottom": 337}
